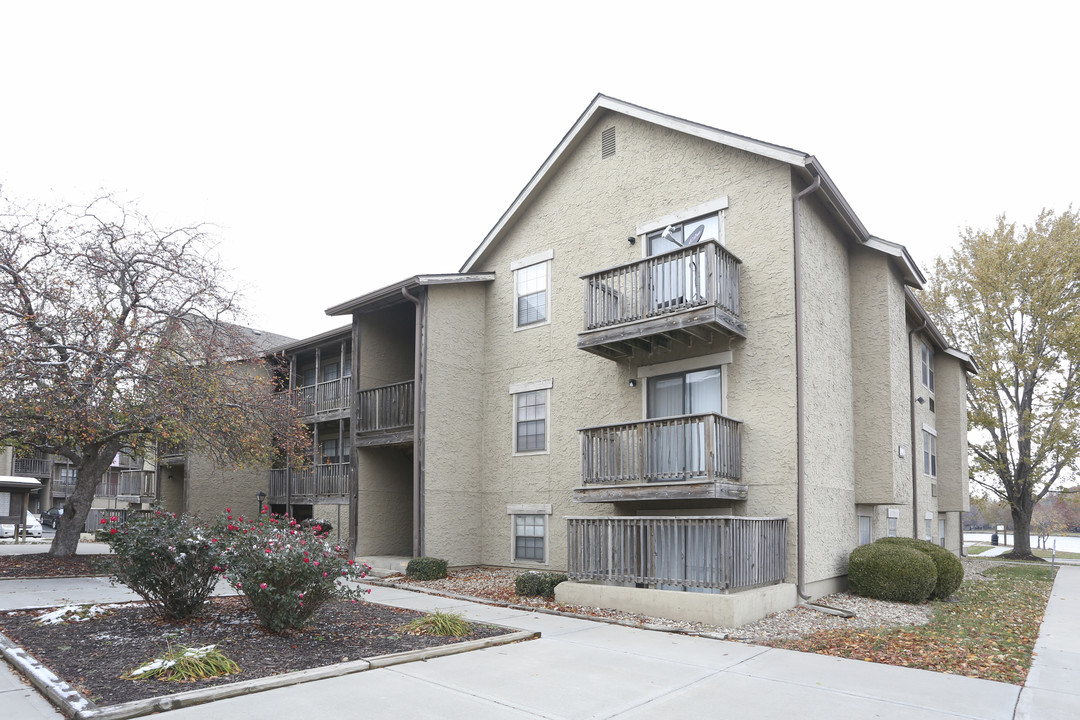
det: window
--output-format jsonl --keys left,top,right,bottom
{"left": 859, "top": 516, "right": 872, "bottom": 545}
{"left": 923, "top": 429, "right": 937, "bottom": 477}
{"left": 321, "top": 438, "right": 348, "bottom": 464}
{"left": 300, "top": 366, "right": 316, "bottom": 387}
{"left": 887, "top": 517, "right": 898, "bottom": 537}
{"left": 646, "top": 213, "right": 721, "bottom": 256}
{"left": 514, "top": 389, "right": 548, "bottom": 453}
{"left": 921, "top": 342, "right": 935, "bottom": 392}
{"left": 939, "top": 518, "right": 947, "bottom": 547}
{"left": 514, "top": 259, "right": 550, "bottom": 329}
{"left": 513, "top": 514, "right": 546, "bottom": 562}
{"left": 322, "top": 362, "right": 340, "bottom": 382}
{"left": 925, "top": 517, "right": 932, "bottom": 542}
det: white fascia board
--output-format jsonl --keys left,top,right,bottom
{"left": 863, "top": 237, "right": 926, "bottom": 289}
{"left": 943, "top": 348, "right": 979, "bottom": 375}
{"left": 416, "top": 273, "right": 496, "bottom": 285}
{"left": 460, "top": 94, "right": 810, "bottom": 273}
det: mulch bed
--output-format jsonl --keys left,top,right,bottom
{"left": 0, "top": 552, "right": 107, "bottom": 578}
{"left": 0, "top": 595, "right": 509, "bottom": 707}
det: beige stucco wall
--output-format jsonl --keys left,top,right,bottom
{"left": 850, "top": 247, "right": 910, "bottom": 506}
{"left": 461, "top": 111, "right": 798, "bottom": 572}
{"left": 355, "top": 445, "right": 413, "bottom": 557}
{"left": 357, "top": 304, "right": 413, "bottom": 389}
{"left": 422, "top": 283, "right": 488, "bottom": 565}
{"left": 184, "top": 452, "right": 268, "bottom": 523}
{"left": 935, "top": 353, "right": 969, "bottom": 513}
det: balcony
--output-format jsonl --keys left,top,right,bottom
{"left": 355, "top": 380, "right": 414, "bottom": 447}
{"left": 268, "top": 463, "right": 349, "bottom": 503}
{"left": 13, "top": 458, "right": 53, "bottom": 479}
{"left": 117, "top": 470, "right": 157, "bottom": 503}
{"left": 296, "top": 376, "right": 352, "bottom": 418}
{"left": 566, "top": 515, "right": 787, "bottom": 591}
{"left": 576, "top": 412, "right": 745, "bottom": 502}
{"left": 578, "top": 241, "right": 745, "bottom": 359}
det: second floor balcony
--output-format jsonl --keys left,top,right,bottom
{"left": 356, "top": 380, "right": 414, "bottom": 447}
{"left": 575, "top": 412, "right": 746, "bottom": 503}
{"left": 13, "top": 458, "right": 53, "bottom": 479}
{"left": 578, "top": 241, "right": 745, "bottom": 359}
{"left": 296, "top": 376, "right": 352, "bottom": 418}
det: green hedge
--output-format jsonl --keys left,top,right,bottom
{"left": 514, "top": 572, "right": 568, "bottom": 599}
{"left": 875, "top": 537, "right": 964, "bottom": 599}
{"left": 406, "top": 556, "right": 448, "bottom": 581}
{"left": 848, "top": 542, "right": 937, "bottom": 602}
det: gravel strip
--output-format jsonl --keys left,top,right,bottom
{"left": 383, "top": 557, "right": 993, "bottom": 644}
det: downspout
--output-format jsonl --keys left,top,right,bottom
{"left": 793, "top": 173, "right": 820, "bottom": 601}
{"left": 401, "top": 286, "right": 423, "bottom": 557}
{"left": 908, "top": 319, "right": 928, "bottom": 537}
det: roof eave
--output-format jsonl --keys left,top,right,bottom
{"left": 325, "top": 273, "right": 496, "bottom": 316}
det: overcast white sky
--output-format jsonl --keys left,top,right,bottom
{"left": 2, "top": 1, "right": 1077, "bottom": 340}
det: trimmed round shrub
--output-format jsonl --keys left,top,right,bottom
{"left": 515, "top": 572, "right": 568, "bottom": 599}
{"left": 875, "top": 537, "right": 964, "bottom": 599}
{"left": 406, "top": 556, "right": 448, "bottom": 581}
{"left": 848, "top": 542, "right": 937, "bottom": 603}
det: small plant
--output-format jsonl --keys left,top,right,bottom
{"left": 406, "top": 556, "right": 448, "bottom": 581}
{"left": 301, "top": 518, "right": 332, "bottom": 536}
{"left": 98, "top": 510, "right": 222, "bottom": 620}
{"left": 124, "top": 644, "right": 240, "bottom": 681}
{"left": 215, "top": 510, "right": 370, "bottom": 633}
{"left": 847, "top": 542, "right": 937, "bottom": 603}
{"left": 876, "top": 537, "right": 964, "bottom": 599}
{"left": 514, "top": 571, "right": 568, "bottom": 599}
{"left": 402, "top": 611, "right": 471, "bottom": 637}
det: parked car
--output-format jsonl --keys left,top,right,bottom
{"left": 0, "top": 512, "right": 43, "bottom": 538}
{"left": 40, "top": 507, "right": 64, "bottom": 528}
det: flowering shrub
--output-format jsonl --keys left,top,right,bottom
{"left": 98, "top": 510, "right": 223, "bottom": 620}
{"left": 215, "top": 510, "right": 370, "bottom": 633}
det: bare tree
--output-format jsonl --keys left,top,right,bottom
{"left": 0, "top": 194, "right": 305, "bottom": 555}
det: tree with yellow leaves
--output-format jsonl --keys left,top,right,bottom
{"left": 922, "top": 209, "right": 1080, "bottom": 559}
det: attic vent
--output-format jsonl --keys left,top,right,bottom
{"left": 601, "top": 127, "right": 616, "bottom": 158}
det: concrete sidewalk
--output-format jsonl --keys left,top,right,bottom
{"left": 1, "top": 565, "right": 1077, "bottom": 719}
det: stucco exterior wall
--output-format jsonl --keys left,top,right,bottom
{"left": 354, "top": 445, "right": 412, "bottom": 556}
{"left": 467, "top": 111, "right": 797, "bottom": 571}
{"left": 423, "top": 283, "right": 488, "bottom": 565}
{"left": 935, "top": 353, "right": 970, "bottom": 513}
{"left": 183, "top": 452, "right": 267, "bottom": 523}
{"left": 849, "top": 247, "right": 909, "bottom": 505}
{"left": 357, "top": 304, "right": 414, "bottom": 389}
{"left": 797, "top": 189, "right": 857, "bottom": 582}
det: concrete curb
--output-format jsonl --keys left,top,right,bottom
{"left": 1, "top": 616, "right": 536, "bottom": 720}
{"left": 363, "top": 578, "right": 732, "bottom": 638}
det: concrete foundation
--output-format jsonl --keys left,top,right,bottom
{"left": 555, "top": 581, "right": 798, "bottom": 628}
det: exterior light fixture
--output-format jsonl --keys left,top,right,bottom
{"left": 629, "top": 378, "right": 638, "bottom": 387}
{"left": 916, "top": 397, "right": 926, "bottom": 404}
{"left": 256, "top": 490, "right": 267, "bottom": 514}
{"left": 627, "top": 236, "right": 636, "bottom": 245}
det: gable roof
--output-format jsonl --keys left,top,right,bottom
{"left": 325, "top": 273, "right": 496, "bottom": 316}
{"left": 459, "top": 94, "right": 924, "bottom": 288}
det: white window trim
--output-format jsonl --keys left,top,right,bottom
{"left": 923, "top": 426, "right": 938, "bottom": 478}
{"left": 508, "top": 505, "right": 551, "bottom": 564}
{"left": 921, "top": 340, "right": 936, "bottom": 394}
{"left": 512, "top": 251, "right": 553, "bottom": 332}
{"left": 858, "top": 515, "right": 872, "bottom": 545}
{"left": 511, "top": 384, "right": 551, "bottom": 456}
{"left": 636, "top": 196, "right": 729, "bottom": 237}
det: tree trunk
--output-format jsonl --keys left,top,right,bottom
{"left": 49, "top": 453, "right": 115, "bottom": 557}
{"left": 1007, "top": 502, "right": 1037, "bottom": 559}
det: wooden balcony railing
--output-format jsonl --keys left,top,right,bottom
{"left": 118, "top": 470, "right": 157, "bottom": 500}
{"left": 580, "top": 412, "right": 741, "bottom": 485}
{"left": 566, "top": 516, "right": 787, "bottom": 591}
{"left": 52, "top": 480, "right": 77, "bottom": 496}
{"left": 268, "top": 462, "right": 349, "bottom": 499}
{"left": 296, "top": 377, "right": 352, "bottom": 417}
{"left": 357, "top": 380, "right": 414, "bottom": 433}
{"left": 579, "top": 241, "right": 745, "bottom": 357}
{"left": 13, "top": 458, "right": 53, "bottom": 478}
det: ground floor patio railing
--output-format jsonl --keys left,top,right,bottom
{"left": 566, "top": 515, "right": 786, "bottom": 591}
{"left": 268, "top": 463, "right": 349, "bottom": 499}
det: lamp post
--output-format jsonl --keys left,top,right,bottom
{"left": 256, "top": 490, "right": 267, "bottom": 516}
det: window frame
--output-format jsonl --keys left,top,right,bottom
{"left": 858, "top": 515, "right": 872, "bottom": 545}
{"left": 887, "top": 516, "right": 898, "bottom": 537}
{"left": 507, "top": 504, "right": 551, "bottom": 564}
{"left": 510, "top": 379, "right": 552, "bottom": 456}
{"left": 923, "top": 426, "right": 938, "bottom": 478}
{"left": 511, "top": 250, "right": 553, "bottom": 331}
{"left": 921, "top": 341, "right": 935, "bottom": 393}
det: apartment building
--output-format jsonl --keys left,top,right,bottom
{"left": 266, "top": 95, "right": 973, "bottom": 624}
